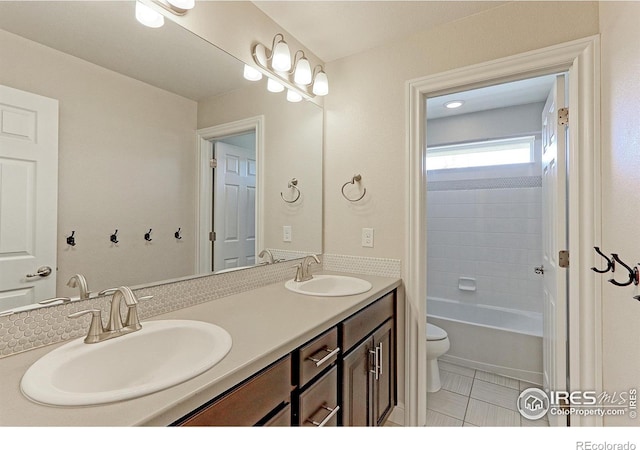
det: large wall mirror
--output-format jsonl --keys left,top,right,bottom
{"left": 0, "top": 1, "right": 323, "bottom": 313}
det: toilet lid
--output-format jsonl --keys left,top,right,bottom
{"left": 426, "top": 323, "right": 447, "bottom": 341}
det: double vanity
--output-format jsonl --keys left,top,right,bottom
{"left": 0, "top": 269, "right": 400, "bottom": 427}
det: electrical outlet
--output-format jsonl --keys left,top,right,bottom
{"left": 283, "top": 225, "right": 292, "bottom": 242}
{"left": 362, "top": 228, "right": 374, "bottom": 248}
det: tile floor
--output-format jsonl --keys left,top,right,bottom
{"left": 426, "top": 360, "right": 549, "bottom": 427}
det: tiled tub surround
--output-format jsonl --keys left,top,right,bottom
{"left": 0, "top": 269, "right": 400, "bottom": 426}
{"left": 426, "top": 177, "right": 543, "bottom": 315}
{"left": 0, "top": 254, "right": 401, "bottom": 358}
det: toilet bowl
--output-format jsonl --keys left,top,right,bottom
{"left": 426, "top": 322, "right": 450, "bottom": 393}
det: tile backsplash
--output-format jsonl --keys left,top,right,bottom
{"left": 0, "top": 254, "right": 401, "bottom": 358}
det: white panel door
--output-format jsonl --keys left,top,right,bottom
{"left": 213, "top": 142, "right": 256, "bottom": 272}
{"left": 541, "top": 74, "right": 568, "bottom": 427}
{"left": 0, "top": 85, "right": 58, "bottom": 310}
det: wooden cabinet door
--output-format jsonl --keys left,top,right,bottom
{"left": 341, "top": 337, "right": 373, "bottom": 426}
{"left": 372, "top": 320, "right": 395, "bottom": 426}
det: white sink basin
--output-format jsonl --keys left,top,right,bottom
{"left": 285, "top": 275, "right": 372, "bottom": 297}
{"left": 20, "top": 320, "right": 232, "bottom": 407}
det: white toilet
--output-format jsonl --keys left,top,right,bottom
{"left": 426, "top": 322, "right": 450, "bottom": 393}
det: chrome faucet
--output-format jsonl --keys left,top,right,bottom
{"left": 294, "top": 254, "right": 321, "bottom": 282}
{"left": 68, "top": 286, "right": 151, "bottom": 344}
{"left": 67, "top": 274, "right": 90, "bottom": 300}
{"left": 259, "top": 249, "right": 275, "bottom": 264}
{"left": 105, "top": 286, "right": 141, "bottom": 332}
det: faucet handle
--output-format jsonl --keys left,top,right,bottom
{"left": 292, "top": 262, "right": 305, "bottom": 282}
{"left": 98, "top": 287, "right": 118, "bottom": 296}
{"left": 68, "top": 309, "right": 104, "bottom": 344}
{"left": 39, "top": 297, "right": 72, "bottom": 305}
{"left": 124, "top": 304, "right": 142, "bottom": 331}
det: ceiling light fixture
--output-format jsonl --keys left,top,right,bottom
{"left": 444, "top": 100, "right": 465, "bottom": 109}
{"left": 247, "top": 33, "right": 329, "bottom": 102}
{"left": 135, "top": 0, "right": 193, "bottom": 29}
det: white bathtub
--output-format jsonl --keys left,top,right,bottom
{"left": 427, "top": 297, "right": 543, "bottom": 385}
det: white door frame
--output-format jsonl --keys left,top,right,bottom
{"left": 406, "top": 35, "right": 601, "bottom": 426}
{"left": 195, "top": 116, "right": 264, "bottom": 274}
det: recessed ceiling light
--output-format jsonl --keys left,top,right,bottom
{"left": 444, "top": 100, "right": 464, "bottom": 109}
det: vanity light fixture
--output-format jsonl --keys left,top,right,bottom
{"left": 312, "top": 66, "right": 329, "bottom": 96}
{"left": 247, "top": 33, "right": 329, "bottom": 102}
{"left": 270, "top": 34, "right": 292, "bottom": 71}
{"left": 444, "top": 100, "right": 465, "bottom": 109}
{"left": 291, "top": 51, "right": 312, "bottom": 85}
{"left": 243, "top": 64, "right": 263, "bottom": 81}
{"left": 267, "top": 78, "right": 285, "bottom": 93}
{"left": 286, "top": 90, "right": 303, "bottom": 103}
{"left": 135, "top": 1, "right": 164, "bottom": 28}
{"left": 135, "top": 0, "right": 193, "bottom": 29}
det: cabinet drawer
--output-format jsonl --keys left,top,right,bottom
{"left": 263, "top": 404, "right": 291, "bottom": 426}
{"left": 297, "top": 327, "right": 339, "bottom": 387}
{"left": 299, "top": 366, "right": 339, "bottom": 427}
{"left": 341, "top": 292, "right": 394, "bottom": 353}
{"left": 178, "top": 356, "right": 293, "bottom": 426}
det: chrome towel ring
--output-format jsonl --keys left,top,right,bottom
{"left": 341, "top": 174, "right": 366, "bottom": 202}
{"left": 281, "top": 178, "right": 301, "bottom": 203}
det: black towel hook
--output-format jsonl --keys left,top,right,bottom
{"left": 174, "top": 228, "right": 182, "bottom": 240}
{"left": 591, "top": 246, "right": 614, "bottom": 274}
{"left": 608, "top": 253, "right": 638, "bottom": 287}
{"left": 66, "top": 231, "right": 76, "bottom": 247}
{"left": 110, "top": 229, "right": 119, "bottom": 244}
{"left": 144, "top": 229, "right": 153, "bottom": 242}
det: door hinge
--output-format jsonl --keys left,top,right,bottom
{"left": 209, "top": 231, "right": 216, "bottom": 241}
{"left": 559, "top": 250, "right": 569, "bottom": 268}
{"left": 558, "top": 107, "right": 569, "bottom": 126}
{"left": 210, "top": 158, "right": 217, "bottom": 168}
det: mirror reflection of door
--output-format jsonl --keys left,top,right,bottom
{"left": 212, "top": 132, "right": 256, "bottom": 273}
{"left": 0, "top": 85, "right": 58, "bottom": 311}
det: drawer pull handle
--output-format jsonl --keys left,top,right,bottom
{"left": 307, "top": 347, "right": 340, "bottom": 367}
{"left": 369, "top": 343, "right": 383, "bottom": 380}
{"left": 306, "top": 404, "right": 340, "bottom": 427}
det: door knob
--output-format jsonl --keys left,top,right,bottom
{"left": 26, "top": 266, "right": 53, "bottom": 278}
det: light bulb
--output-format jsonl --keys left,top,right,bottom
{"left": 312, "top": 70, "right": 329, "bottom": 96}
{"left": 243, "top": 64, "right": 262, "bottom": 81}
{"left": 167, "top": 0, "right": 195, "bottom": 10}
{"left": 272, "top": 39, "right": 291, "bottom": 71}
{"left": 135, "top": 1, "right": 164, "bottom": 28}
{"left": 287, "top": 90, "right": 303, "bottom": 103}
{"left": 267, "top": 78, "right": 285, "bottom": 93}
{"left": 294, "top": 56, "right": 312, "bottom": 85}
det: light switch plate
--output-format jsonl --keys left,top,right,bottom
{"left": 283, "top": 225, "right": 292, "bottom": 242}
{"left": 362, "top": 228, "right": 374, "bottom": 247}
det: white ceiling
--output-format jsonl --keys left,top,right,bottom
{"left": 252, "top": 1, "right": 507, "bottom": 62}
{"left": 427, "top": 74, "right": 558, "bottom": 119}
{"left": 1, "top": 0, "right": 547, "bottom": 113}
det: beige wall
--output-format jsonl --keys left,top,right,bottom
{"left": 323, "top": 1, "right": 599, "bottom": 260}
{"left": 198, "top": 83, "right": 323, "bottom": 255}
{"left": 599, "top": 0, "right": 640, "bottom": 426}
{"left": 0, "top": 29, "right": 198, "bottom": 298}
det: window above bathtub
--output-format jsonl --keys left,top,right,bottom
{"left": 426, "top": 136, "right": 535, "bottom": 171}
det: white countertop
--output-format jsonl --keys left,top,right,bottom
{"left": 0, "top": 271, "right": 400, "bottom": 426}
